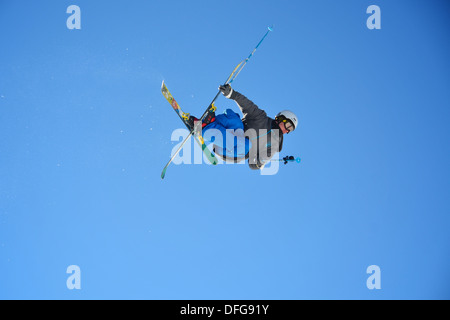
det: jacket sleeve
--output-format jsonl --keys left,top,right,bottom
{"left": 230, "top": 90, "right": 267, "bottom": 122}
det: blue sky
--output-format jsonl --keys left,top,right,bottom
{"left": 0, "top": 0, "right": 449, "bottom": 299}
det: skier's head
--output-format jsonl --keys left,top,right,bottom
{"left": 276, "top": 110, "right": 298, "bottom": 134}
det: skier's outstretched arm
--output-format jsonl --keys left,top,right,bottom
{"left": 219, "top": 85, "right": 267, "bottom": 121}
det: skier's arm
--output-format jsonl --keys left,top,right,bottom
{"left": 231, "top": 91, "right": 268, "bottom": 121}
{"left": 219, "top": 85, "right": 267, "bottom": 121}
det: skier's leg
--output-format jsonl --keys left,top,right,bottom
{"left": 233, "top": 130, "right": 251, "bottom": 158}
{"left": 221, "top": 109, "right": 251, "bottom": 158}
{"left": 186, "top": 111, "right": 216, "bottom": 132}
{"left": 218, "top": 109, "right": 244, "bottom": 130}
{"left": 203, "top": 109, "right": 248, "bottom": 157}
{"left": 202, "top": 114, "right": 228, "bottom": 150}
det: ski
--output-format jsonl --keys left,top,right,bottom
{"left": 161, "top": 81, "right": 218, "bottom": 171}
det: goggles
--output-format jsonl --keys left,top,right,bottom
{"left": 277, "top": 116, "right": 295, "bottom": 133}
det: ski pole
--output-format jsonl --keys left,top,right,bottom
{"left": 161, "top": 27, "right": 273, "bottom": 179}
{"left": 198, "top": 26, "right": 274, "bottom": 123}
{"left": 228, "top": 26, "right": 273, "bottom": 85}
{"left": 269, "top": 156, "right": 301, "bottom": 165}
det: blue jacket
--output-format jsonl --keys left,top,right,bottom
{"left": 208, "top": 90, "right": 283, "bottom": 169}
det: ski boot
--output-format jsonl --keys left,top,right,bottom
{"left": 187, "top": 110, "right": 216, "bottom": 132}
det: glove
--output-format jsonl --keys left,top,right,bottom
{"left": 219, "top": 84, "right": 233, "bottom": 99}
{"left": 283, "top": 156, "right": 295, "bottom": 165}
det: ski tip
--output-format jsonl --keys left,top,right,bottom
{"left": 268, "top": 25, "right": 274, "bottom": 32}
{"left": 161, "top": 80, "right": 165, "bottom": 88}
{"left": 161, "top": 168, "right": 167, "bottom": 180}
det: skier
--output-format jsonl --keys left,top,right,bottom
{"left": 188, "top": 84, "right": 298, "bottom": 170}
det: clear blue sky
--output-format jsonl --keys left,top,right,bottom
{"left": 1, "top": 0, "right": 449, "bottom": 299}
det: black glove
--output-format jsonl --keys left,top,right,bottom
{"left": 283, "top": 156, "right": 295, "bottom": 165}
{"left": 219, "top": 84, "right": 233, "bottom": 98}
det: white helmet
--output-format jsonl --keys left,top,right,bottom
{"left": 276, "top": 110, "right": 298, "bottom": 130}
